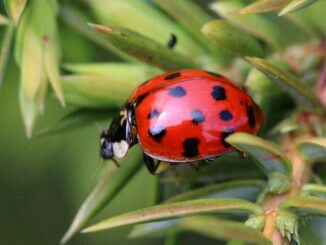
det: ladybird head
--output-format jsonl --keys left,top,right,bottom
{"left": 100, "top": 129, "right": 114, "bottom": 160}
{"left": 100, "top": 113, "right": 130, "bottom": 162}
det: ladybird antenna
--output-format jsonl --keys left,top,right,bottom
{"left": 91, "top": 157, "right": 104, "bottom": 178}
{"left": 94, "top": 122, "right": 104, "bottom": 134}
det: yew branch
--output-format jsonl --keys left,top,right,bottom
{"left": 261, "top": 136, "right": 312, "bottom": 245}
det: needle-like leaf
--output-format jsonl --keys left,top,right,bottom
{"left": 246, "top": 59, "right": 291, "bottom": 96}
{"left": 63, "top": 62, "right": 161, "bottom": 77}
{"left": 87, "top": 0, "right": 205, "bottom": 60}
{"left": 60, "top": 150, "right": 143, "bottom": 244}
{"left": 276, "top": 210, "right": 299, "bottom": 242}
{"left": 164, "top": 180, "right": 265, "bottom": 203}
{"left": 19, "top": 85, "right": 39, "bottom": 138}
{"left": 211, "top": 1, "right": 310, "bottom": 49}
{"left": 36, "top": 107, "right": 119, "bottom": 137}
{"left": 3, "top": 0, "right": 27, "bottom": 25}
{"left": 201, "top": 20, "right": 264, "bottom": 58}
{"left": 0, "top": 14, "right": 10, "bottom": 25}
{"left": 155, "top": 0, "right": 230, "bottom": 65}
{"left": 89, "top": 24, "right": 196, "bottom": 71}
{"left": 59, "top": 6, "right": 135, "bottom": 62}
{"left": 236, "top": 0, "right": 290, "bottom": 15}
{"left": 82, "top": 198, "right": 262, "bottom": 233}
{"left": 246, "top": 57, "right": 324, "bottom": 111}
{"left": 181, "top": 216, "right": 272, "bottom": 245}
{"left": 301, "top": 184, "right": 326, "bottom": 198}
{"left": 61, "top": 75, "right": 138, "bottom": 108}
{"left": 0, "top": 23, "right": 14, "bottom": 87}
{"left": 281, "top": 196, "right": 326, "bottom": 216}
{"left": 129, "top": 220, "right": 182, "bottom": 238}
{"left": 226, "top": 133, "right": 292, "bottom": 194}
{"left": 279, "top": 0, "right": 319, "bottom": 16}
{"left": 162, "top": 156, "right": 264, "bottom": 184}
{"left": 296, "top": 137, "right": 326, "bottom": 163}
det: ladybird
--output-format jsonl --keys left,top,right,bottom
{"left": 100, "top": 69, "right": 264, "bottom": 174}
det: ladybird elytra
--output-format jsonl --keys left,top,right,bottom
{"left": 100, "top": 69, "right": 264, "bottom": 173}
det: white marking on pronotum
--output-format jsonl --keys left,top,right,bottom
{"left": 113, "top": 140, "right": 129, "bottom": 158}
{"left": 120, "top": 109, "right": 127, "bottom": 126}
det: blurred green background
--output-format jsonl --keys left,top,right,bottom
{"left": 0, "top": 1, "right": 158, "bottom": 243}
{"left": 2, "top": 0, "right": 326, "bottom": 244}
{"left": 0, "top": 60, "right": 223, "bottom": 245}
{"left": 0, "top": 1, "right": 214, "bottom": 243}
{"left": 0, "top": 61, "right": 230, "bottom": 245}
{"left": 0, "top": 59, "right": 154, "bottom": 244}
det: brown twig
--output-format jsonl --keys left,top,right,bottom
{"left": 316, "top": 45, "right": 326, "bottom": 108}
{"left": 261, "top": 135, "right": 312, "bottom": 245}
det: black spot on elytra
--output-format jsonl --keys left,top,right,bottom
{"left": 148, "top": 125, "right": 166, "bottom": 142}
{"left": 221, "top": 128, "right": 234, "bottom": 148}
{"left": 211, "top": 86, "right": 226, "bottom": 100}
{"left": 165, "top": 72, "right": 181, "bottom": 80}
{"left": 182, "top": 138, "right": 200, "bottom": 158}
{"left": 147, "top": 109, "right": 159, "bottom": 119}
{"left": 247, "top": 106, "right": 256, "bottom": 128}
{"left": 191, "top": 109, "right": 205, "bottom": 125}
{"left": 207, "top": 71, "right": 223, "bottom": 78}
{"left": 168, "top": 86, "right": 186, "bottom": 97}
{"left": 219, "top": 110, "right": 233, "bottom": 121}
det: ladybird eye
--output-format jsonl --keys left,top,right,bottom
{"left": 100, "top": 141, "right": 113, "bottom": 159}
{"left": 101, "top": 148, "right": 109, "bottom": 159}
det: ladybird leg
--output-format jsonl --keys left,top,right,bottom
{"left": 112, "top": 158, "right": 121, "bottom": 167}
{"left": 153, "top": 160, "right": 165, "bottom": 174}
{"left": 155, "top": 160, "right": 162, "bottom": 172}
{"left": 143, "top": 153, "right": 157, "bottom": 175}
{"left": 205, "top": 157, "right": 218, "bottom": 163}
{"left": 171, "top": 166, "right": 179, "bottom": 175}
{"left": 235, "top": 149, "right": 250, "bottom": 159}
{"left": 170, "top": 165, "right": 182, "bottom": 188}
{"left": 167, "top": 33, "right": 177, "bottom": 49}
{"left": 240, "top": 86, "right": 247, "bottom": 92}
{"left": 189, "top": 162, "right": 199, "bottom": 171}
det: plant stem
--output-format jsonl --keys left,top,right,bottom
{"left": 316, "top": 41, "right": 326, "bottom": 108}
{"left": 261, "top": 135, "right": 312, "bottom": 245}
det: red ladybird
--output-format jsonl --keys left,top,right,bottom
{"left": 100, "top": 69, "right": 264, "bottom": 174}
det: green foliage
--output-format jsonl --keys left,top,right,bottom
{"left": 0, "top": 21, "right": 13, "bottom": 86}
{"left": 246, "top": 57, "right": 323, "bottom": 111}
{"left": 88, "top": 24, "right": 196, "bottom": 70}
{"left": 60, "top": 149, "right": 143, "bottom": 244}
{"left": 1, "top": 0, "right": 326, "bottom": 244}
{"left": 3, "top": 0, "right": 27, "bottom": 24}
{"left": 201, "top": 20, "right": 265, "bottom": 57}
